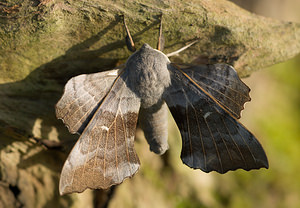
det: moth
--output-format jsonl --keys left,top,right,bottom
{"left": 56, "top": 16, "right": 268, "bottom": 195}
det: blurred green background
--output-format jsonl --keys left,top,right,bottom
{"left": 105, "top": 1, "right": 300, "bottom": 208}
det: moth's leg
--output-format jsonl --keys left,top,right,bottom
{"left": 157, "top": 13, "right": 165, "bottom": 51}
{"left": 166, "top": 40, "right": 198, "bottom": 57}
{"left": 123, "top": 16, "right": 136, "bottom": 52}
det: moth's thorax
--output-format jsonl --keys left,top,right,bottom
{"left": 126, "top": 44, "right": 171, "bottom": 108}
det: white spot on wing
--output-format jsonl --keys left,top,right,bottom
{"left": 204, "top": 112, "right": 212, "bottom": 119}
{"left": 101, "top": 125, "right": 109, "bottom": 131}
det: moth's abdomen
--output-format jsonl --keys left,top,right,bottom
{"left": 138, "top": 101, "right": 169, "bottom": 155}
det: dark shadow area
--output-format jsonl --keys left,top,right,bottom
{"left": 0, "top": 14, "right": 160, "bottom": 156}
{"left": 0, "top": 15, "right": 156, "bottom": 207}
{"left": 191, "top": 25, "right": 246, "bottom": 65}
{"left": 166, "top": 25, "right": 246, "bottom": 66}
{"left": 94, "top": 187, "right": 117, "bottom": 208}
{"left": 0, "top": 18, "right": 122, "bottom": 143}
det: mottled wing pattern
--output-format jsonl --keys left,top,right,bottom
{"left": 176, "top": 63, "right": 250, "bottom": 119}
{"left": 56, "top": 68, "right": 122, "bottom": 134}
{"left": 164, "top": 64, "right": 268, "bottom": 173}
{"left": 59, "top": 70, "right": 141, "bottom": 195}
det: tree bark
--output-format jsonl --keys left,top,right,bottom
{"left": 0, "top": 0, "right": 299, "bottom": 207}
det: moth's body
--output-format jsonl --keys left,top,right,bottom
{"left": 56, "top": 18, "right": 268, "bottom": 195}
{"left": 126, "top": 44, "right": 171, "bottom": 154}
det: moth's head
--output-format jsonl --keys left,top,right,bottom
{"left": 140, "top": 43, "right": 153, "bottom": 50}
{"left": 129, "top": 43, "right": 170, "bottom": 63}
{"left": 140, "top": 43, "right": 166, "bottom": 55}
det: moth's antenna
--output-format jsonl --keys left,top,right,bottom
{"left": 123, "top": 15, "right": 136, "bottom": 52}
{"left": 166, "top": 40, "right": 199, "bottom": 57}
{"left": 157, "top": 13, "right": 165, "bottom": 51}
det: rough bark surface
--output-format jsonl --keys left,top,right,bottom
{"left": 0, "top": 0, "right": 299, "bottom": 207}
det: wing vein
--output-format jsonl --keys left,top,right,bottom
{"left": 63, "top": 99, "right": 97, "bottom": 129}
{"left": 179, "top": 64, "right": 247, "bottom": 86}
{"left": 221, "top": 116, "right": 247, "bottom": 167}
{"left": 182, "top": 88, "right": 207, "bottom": 169}
{"left": 58, "top": 77, "right": 109, "bottom": 114}
{"left": 81, "top": 126, "right": 94, "bottom": 179}
{"left": 183, "top": 90, "right": 194, "bottom": 165}
{"left": 203, "top": 115, "right": 224, "bottom": 173}
{"left": 120, "top": 107, "right": 132, "bottom": 174}
{"left": 93, "top": 130, "right": 104, "bottom": 180}
{"left": 194, "top": 108, "right": 207, "bottom": 170}
{"left": 114, "top": 115, "right": 120, "bottom": 182}
{"left": 194, "top": 73, "right": 250, "bottom": 99}
{"left": 229, "top": 119, "right": 257, "bottom": 166}
{"left": 193, "top": 78, "right": 245, "bottom": 108}
{"left": 215, "top": 123, "right": 233, "bottom": 162}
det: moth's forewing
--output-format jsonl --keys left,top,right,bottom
{"left": 176, "top": 63, "right": 251, "bottom": 119}
{"left": 56, "top": 68, "right": 121, "bottom": 134}
{"left": 138, "top": 101, "right": 169, "bottom": 155}
{"left": 164, "top": 64, "right": 268, "bottom": 173}
{"left": 59, "top": 70, "right": 141, "bottom": 195}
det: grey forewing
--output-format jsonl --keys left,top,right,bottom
{"left": 173, "top": 63, "right": 251, "bottom": 119}
{"left": 163, "top": 64, "right": 268, "bottom": 173}
{"left": 56, "top": 69, "right": 121, "bottom": 134}
{"left": 59, "top": 70, "right": 141, "bottom": 195}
